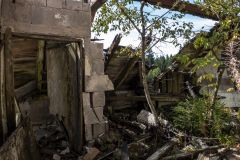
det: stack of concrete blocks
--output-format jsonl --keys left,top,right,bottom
{"left": 83, "top": 42, "right": 114, "bottom": 143}
{"left": 1, "top": 0, "right": 91, "bottom": 39}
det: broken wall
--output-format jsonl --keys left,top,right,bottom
{"left": 83, "top": 42, "right": 114, "bottom": 142}
{"left": 1, "top": 0, "right": 91, "bottom": 38}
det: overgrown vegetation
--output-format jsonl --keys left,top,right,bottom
{"left": 172, "top": 88, "right": 239, "bottom": 145}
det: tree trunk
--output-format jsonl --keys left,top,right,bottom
{"left": 209, "top": 67, "right": 225, "bottom": 126}
{"left": 140, "top": 2, "right": 160, "bottom": 125}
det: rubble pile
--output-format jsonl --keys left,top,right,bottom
{"left": 29, "top": 108, "right": 240, "bottom": 160}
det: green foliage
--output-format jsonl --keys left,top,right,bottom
{"left": 92, "top": 0, "right": 194, "bottom": 52}
{"left": 172, "top": 90, "right": 238, "bottom": 145}
{"left": 147, "top": 68, "right": 161, "bottom": 80}
{"left": 146, "top": 54, "right": 172, "bottom": 80}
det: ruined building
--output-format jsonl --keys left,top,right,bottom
{"left": 0, "top": 0, "right": 113, "bottom": 158}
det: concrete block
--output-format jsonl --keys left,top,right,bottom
{"left": 92, "top": 92, "right": 105, "bottom": 108}
{"left": 85, "top": 55, "right": 92, "bottom": 76}
{"left": 65, "top": 1, "right": 82, "bottom": 10}
{"left": 35, "top": 0, "right": 47, "bottom": 6}
{"left": 85, "top": 124, "right": 92, "bottom": 141}
{"left": 31, "top": 7, "right": 91, "bottom": 28}
{"left": 8, "top": 2, "right": 32, "bottom": 23}
{"left": 83, "top": 106, "right": 104, "bottom": 125}
{"left": 92, "top": 59, "right": 104, "bottom": 76}
{"left": 47, "top": 0, "right": 64, "bottom": 8}
{"left": 86, "top": 42, "right": 104, "bottom": 59}
{"left": 17, "top": 0, "right": 46, "bottom": 6}
{"left": 92, "top": 122, "right": 106, "bottom": 138}
{"left": 82, "top": 2, "right": 90, "bottom": 11}
{"left": 83, "top": 147, "right": 100, "bottom": 160}
{"left": 85, "top": 75, "right": 114, "bottom": 92}
{"left": 83, "top": 92, "right": 90, "bottom": 107}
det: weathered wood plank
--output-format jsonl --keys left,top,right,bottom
{"left": 104, "top": 34, "right": 121, "bottom": 71}
{"left": 135, "top": 0, "right": 218, "bottom": 20}
{"left": 106, "top": 96, "right": 184, "bottom": 102}
{"left": 154, "top": 77, "right": 159, "bottom": 94}
{"left": 4, "top": 28, "right": 16, "bottom": 135}
{"left": 14, "top": 80, "right": 37, "bottom": 100}
{"left": 0, "top": 39, "right": 4, "bottom": 145}
{"left": 37, "top": 40, "right": 45, "bottom": 91}
{"left": 172, "top": 72, "right": 178, "bottom": 93}
{"left": 114, "top": 55, "right": 140, "bottom": 90}
{"left": 79, "top": 41, "right": 84, "bottom": 153}
{"left": 146, "top": 138, "right": 178, "bottom": 160}
{"left": 167, "top": 71, "right": 173, "bottom": 93}
{"left": 177, "top": 72, "right": 183, "bottom": 93}
{"left": 161, "top": 74, "right": 167, "bottom": 93}
{"left": 162, "top": 145, "right": 224, "bottom": 160}
{"left": 12, "top": 33, "right": 82, "bottom": 42}
{"left": 0, "top": 116, "right": 42, "bottom": 160}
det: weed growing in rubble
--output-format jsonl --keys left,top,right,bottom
{"left": 172, "top": 90, "right": 239, "bottom": 145}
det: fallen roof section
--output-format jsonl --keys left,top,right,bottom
{"left": 136, "top": 0, "right": 218, "bottom": 20}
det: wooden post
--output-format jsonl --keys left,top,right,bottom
{"left": 79, "top": 41, "right": 84, "bottom": 153}
{"left": 4, "top": 28, "right": 16, "bottom": 135}
{"left": 177, "top": 72, "right": 183, "bottom": 93}
{"left": 172, "top": 72, "right": 178, "bottom": 93}
{"left": 0, "top": 38, "right": 4, "bottom": 145}
{"left": 167, "top": 72, "right": 173, "bottom": 93}
{"left": 161, "top": 74, "right": 167, "bottom": 93}
{"left": 154, "top": 77, "right": 159, "bottom": 94}
{"left": 37, "top": 40, "right": 45, "bottom": 91}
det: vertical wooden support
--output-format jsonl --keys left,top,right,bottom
{"left": 161, "top": 74, "right": 167, "bottom": 93}
{"left": 167, "top": 71, "right": 173, "bottom": 93}
{"left": 154, "top": 77, "right": 159, "bottom": 94}
{"left": 138, "top": 62, "right": 142, "bottom": 84}
{"left": 79, "top": 41, "right": 84, "bottom": 153}
{"left": 173, "top": 72, "right": 178, "bottom": 93}
{"left": 177, "top": 72, "right": 183, "bottom": 93}
{"left": 4, "top": 28, "right": 16, "bottom": 135}
{"left": 37, "top": 40, "right": 45, "bottom": 91}
{"left": 0, "top": 38, "right": 4, "bottom": 145}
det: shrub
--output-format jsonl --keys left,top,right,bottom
{"left": 172, "top": 90, "right": 238, "bottom": 145}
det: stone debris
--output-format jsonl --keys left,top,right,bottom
{"left": 53, "top": 154, "right": 61, "bottom": 160}
{"left": 82, "top": 147, "right": 100, "bottom": 160}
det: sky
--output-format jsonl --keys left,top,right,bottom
{"left": 91, "top": 1, "right": 217, "bottom": 57}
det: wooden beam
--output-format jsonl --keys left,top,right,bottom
{"left": 172, "top": 72, "right": 178, "bottom": 93}
{"left": 177, "top": 72, "right": 183, "bottom": 93}
{"left": 135, "top": 0, "right": 218, "bottom": 20}
{"left": 4, "top": 28, "right": 16, "bottom": 135}
{"left": 114, "top": 55, "right": 140, "bottom": 90}
{"left": 104, "top": 34, "right": 121, "bottom": 71}
{"left": 167, "top": 71, "right": 173, "bottom": 93}
{"left": 106, "top": 96, "right": 184, "bottom": 102}
{"left": 12, "top": 33, "right": 82, "bottom": 42}
{"left": 14, "top": 80, "right": 37, "bottom": 100}
{"left": 78, "top": 41, "right": 84, "bottom": 153}
{"left": 161, "top": 74, "right": 167, "bottom": 93}
{"left": 162, "top": 145, "right": 224, "bottom": 160}
{"left": 37, "top": 40, "right": 45, "bottom": 91}
{"left": 0, "top": 39, "right": 4, "bottom": 146}
{"left": 154, "top": 77, "right": 159, "bottom": 94}
{"left": 147, "top": 138, "right": 178, "bottom": 160}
